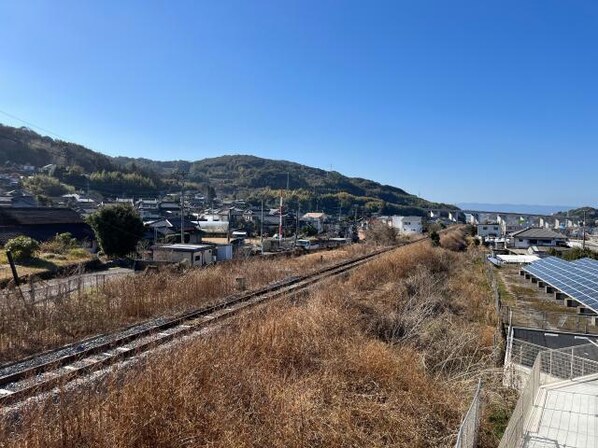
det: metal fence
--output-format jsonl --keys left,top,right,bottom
{"left": 503, "top": 327, "right": 598, "bottom": 389}
{"left": 454, "top": 379, "right": 482, "bottom": 448}
{"left": 504, "top": 307, "right": 598, "bottom": 334}
{"left": 499, "top": 345, "right": 598, "bottom": 447}
{"left": 0, "top": 271, "right": 122, "bottom": 304}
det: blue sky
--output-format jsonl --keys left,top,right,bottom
{"left": 0, "top": 0, "right": 596, "bottom": 206}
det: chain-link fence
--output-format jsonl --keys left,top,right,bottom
{"left": 499, "top": 345, "right": 598, "bottom": 447}
{"left": 454, "top": 379, "right": 482, "bottom": 448}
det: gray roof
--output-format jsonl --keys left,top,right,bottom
{"left": 511, "top": 227, "right": 567, "bottom": 239}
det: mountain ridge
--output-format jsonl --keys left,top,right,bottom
{"left": 1, "top": 123, "right": 456, "bottom": 215}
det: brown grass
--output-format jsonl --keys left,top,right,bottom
{"left": 0, "top": 236, "right": 509, "bottom": 447}
{"left": 439, "top": 227, "right": 468, "bottom": 252}
{"left": 0, "top": 245, "right": 373, "bottom": 364}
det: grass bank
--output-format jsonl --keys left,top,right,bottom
{"left": 1, "top": 236, "right": 513, "bottom": 447}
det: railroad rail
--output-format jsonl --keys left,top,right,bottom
{"left": 0, "top": 237, "right": 430, "bottom": 406}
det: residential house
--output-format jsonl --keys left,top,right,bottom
{"left": 0, "top": 207, "right": 96, "bottom": 248}
{"left": 159, "top": 201, "right": 181, "bottom": 217}
{"left": 136, "top": 199, "right": 161, "bottom": 221}
{"left": 509, "top": 228, "right": 567, "bottom": 249}
{"left": 0, "top": 191, "right": 38, "bottom": 208}
{"left": 145, "top": 218, "right": 203, "bottom": 244}
{"left": 390, "top": 216, "right": 423, "bottom": 235}
{"left": 152, "top": 243, "right": 215, "bottom": 266}
{"left": 61, "top": 194, "right": 98, "bottom": 217}
{"left": 194, "top": 220, "right": 229, "bottom": 237}
{"left": 300, "top": 212, "right": 328, "bottom": 233}
{"left": 497, "top": 214, "right": 527, "bottom": 236}
{"left": 464, "top": 213, "right": 478, "bottom": 225}
{"left": 477, "top": 223, "right": 502, "bottom": 238}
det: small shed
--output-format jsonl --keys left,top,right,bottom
{"left": 152, "top": 244, "right": 215, "bottom": 266}
{"left": 214, "top": 244, "right": 233, "bottom": 261}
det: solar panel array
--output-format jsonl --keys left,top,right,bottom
{"left": 571, "top": 258, "right": 598, "bottom": 275}
{"left": 522, "top": 257, "right": 598, "bottom": 314}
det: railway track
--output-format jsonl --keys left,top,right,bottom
{"left": 0, "top": 238, "right": 428, "bottom": 407}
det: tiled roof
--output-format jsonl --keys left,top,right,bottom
{"left": 511, "top": 227, "right": 567, "bottom": 239}
{"left": 0, "top": 207, "right": 85, "bottom": 226}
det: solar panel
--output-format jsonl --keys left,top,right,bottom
{"left": 571, "top": 258, "right": 598, "bottom": 275}
{"left": 522, "top": 256, "right": 598, "bottom": 314}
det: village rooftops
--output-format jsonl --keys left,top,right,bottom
{"left": 511, "top": 227, "right": 567, "bottom": 239}
{"left": 154, "top": 244, "right": 213, "bottom": 252}
{"left": 0, "top": 207, "right": 94, "bottom": 245}
{"left": 302, "top": 212, "right": 326, "bottom": 219}
{"left": 0, "top": 207, "right": 85, "bottom": 225}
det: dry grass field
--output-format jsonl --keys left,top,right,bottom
{"left": 0, "top": 230, "right": 512, "bottom": 447}
{"left": 0, "top": 245, "right": 373, "bottom": 364}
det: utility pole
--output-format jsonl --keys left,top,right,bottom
{"left": 6, "top": 250, "right": 20, "bottom": 286}
{"left": 279, "top": 190, "right": 283, "bottom": 243}
{"left": 180, "top": 182, "right": 185, "bottom": 244}
{"left": 582, "top": 210, "right": 587, "bottom": 251}
{"left": 227, "top": 208, "right": 231, "bottom": 244}
{"left": 294, "top": 203, "right": 300, "bottom": 247}
{"left": 279, "top": 172, "right": 289, "bottom": 245}
{"left": 260, "top": 199, "right": 264, "bottom": 255}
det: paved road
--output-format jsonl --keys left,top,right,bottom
{"left": 569, "top": 239, "right": 598, "bottom": 253}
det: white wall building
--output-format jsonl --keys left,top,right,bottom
{"left": 153, "top": 244, "right": 215, "bottom": 266}
{"left": 477, "top": 223, "right": 502, "bottom": 237}
{"left": 390, "top": 216, "right": 423, "bottom": 235}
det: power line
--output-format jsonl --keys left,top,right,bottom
{"left": 0, "top": 109, "right": 70, "bottom": 141}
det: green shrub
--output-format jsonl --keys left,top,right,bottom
{"left": 5, "top": 236, "right": 40, "bottom": 261}
{"left": 40, "top": 232, "right": 78, "bottom": 254}
{"left": 68, "top": 248, "right": 90, "bottom": 259}
{"left": 429, "top": 231, "right": 441, "bottom": 247}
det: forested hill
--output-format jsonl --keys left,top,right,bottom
{"left": 1, "top": 123, "right": 456, "bottom": 214}
{"left": 555, "top": 207, "right": 598, "bottom": 223}
{"left": 0, "top": 124, "right": 115, "bottom": 172}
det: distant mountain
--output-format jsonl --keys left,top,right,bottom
{"left": 0, "top": 124, "right": 115, "bottom": 172}
{"left": 456, "top": 203, "right": 578, "bottom": 215}
{"left": 0, "top": 123, "right": 455, "bottom": 215}
{"left": 554, "top": 206, "right": 598, "bottom": 223}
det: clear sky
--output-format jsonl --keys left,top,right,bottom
{"left": 0, "top": 0, "right": 596, "bottom": 206}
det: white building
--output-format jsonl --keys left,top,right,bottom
{"left": 301, "top": 212, "right": 328, "bottom": 233}
{"left": 391, "top": 216, "right": 423, "bottom": 235}
{"left": 464, "top": 213, "right": 477, "bottom": 225}
{"left": 152, "top": 244, "right": 215, "bottom": 266}
{"left": 539, "top": 217, "right": 554, "bottom": 229}
{"left": 497, "top": 214, "right": 527, "bottom": 236}
{"left": 477, "top": 223, "right": 501, "bottom": 237}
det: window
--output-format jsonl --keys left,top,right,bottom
{"left": 194, "top": 255, "right": 201, "bottom": 261}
